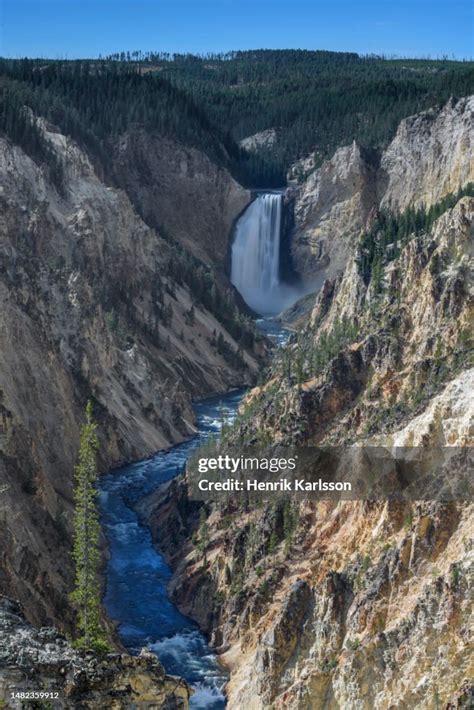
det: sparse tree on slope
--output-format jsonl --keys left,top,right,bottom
{"left": 71, "top": 401, "right": 109, "bottom": 652}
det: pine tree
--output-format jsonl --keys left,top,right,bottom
{"left": 197, "top": 506, "right": 210, "bottom": 563}
{"left": 71, "top": 401, "right": 109, "bottom": 653}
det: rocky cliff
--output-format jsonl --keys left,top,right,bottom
{"left": 290, "top": 142, "right": 379, "bottom": 284}
{"left": 2, "top": 89, "right": 473, "bottom": 709}
{"left": 112, "top": 131, "right": 250, "bottom": 267}
{"left": 0, "top": 116, "right": 262, "bottom": 629}
{"left": 291, "top": 95, "right": 474, "bottom": 283}
{"left": 144, "top": 193, "right": 473, "bottom": 705}
{"left": 380, "top": 97, "right": 474, "bottom": 213}
{"left": 0, "top": 596, "right": 191, "bottom": 708}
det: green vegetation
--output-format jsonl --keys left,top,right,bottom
{"left": 277, "top": 316, "right": 359, "bottom": 386}
{"left": 359, "top": 182, "right": 474, "bottom": 288}
{"left": 1, "top": 52, "right": 473, "bottom": 187}
{"left": 283, "top": 500, "right": 299, "bottom": 548}
{"left": 139, "top": 50, "right": 474, "bottom": 185}
{"left": 320, "top": 658, "right": 339, "bottom": 673}
{"left": 0, "top": 59, "right": 232, "bottom": 174}
{"left": 0, "top": 82, "right": 64, "bottom": 190}
{"left": 450, "top": 563, "right": 461, "bottom": 588}
{"left": 196, "top": 507, "right": 210, "bottom": 562}
{"left": 346, "top": 637, "right": 361, "bottom": 651}
{"left": 70, "top": 402, "right": 109, "bottom": 653}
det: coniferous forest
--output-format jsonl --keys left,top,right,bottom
{"left": 1, "top": 50, "right": 474, "bottom": 186}
{"left": 1, "top": 16, "right": 474, "bottom": 705}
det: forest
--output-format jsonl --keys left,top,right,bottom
{"left": 1, "top": 50, "right": 474, "bottom": 186}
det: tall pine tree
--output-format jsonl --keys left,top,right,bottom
{"left": 71, "top": 401, "right": 109, "bottom": 652}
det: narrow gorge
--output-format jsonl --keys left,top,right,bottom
{"left": 98, "top": 193, "right": 291, "bottom": 708}
{"left": 138, "top": 97, "right": 474, "bottom": 709}
{"left": 0, "top": 51, "right": 473, "bottom": 710}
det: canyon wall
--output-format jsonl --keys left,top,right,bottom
{"left": 291, "top": 95, "right": 474, "bottom": 283}
{"left": 149, "top": 197, "right": 473, "bottom": 709}
{"left": 112, "top": 131, "right": 250, "bottom": 267}
{"left": 0, "top": 118, "right": 260, "bottom": 628}
{"left": 146, "top": 102, "right": 474, "bottom": 708}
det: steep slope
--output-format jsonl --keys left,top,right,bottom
{"left": 290, "top": 95, "right": 474, "bottom": 283}
{"left": 290, "top": 142, "right": 378, "bottom": 285}
{"left": 112, "top": 131, "right": 250, "bottom": 267}
{"left": 266, "top": 196, "right": 473, "bottom": 445}
{"left": 143, "top": 190, "right": 473, "bottom": 708}
{"left": 380, "top": 96, "right": 474, "bottom": 213}
{"left": 0, "top": 117, "right": 262, "bottom": 629}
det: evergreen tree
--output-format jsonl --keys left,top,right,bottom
{"left": 71, "top": 401, "right": 109, "bottom": 652}
{"left": 197, "top": 506, "right": 210, "bottom": 562}
{"left": 1, "top": 53, "right": 473, "bottom": 189}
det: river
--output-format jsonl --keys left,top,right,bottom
{"left": 99, "top": 190, "right": 292, "bottom": 707}
{"left": 98, "top": 388, "right": 246, "bottom": 708}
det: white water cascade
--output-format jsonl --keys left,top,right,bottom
{"left": 231, "top": 192, "right": 301, "bottom": 316}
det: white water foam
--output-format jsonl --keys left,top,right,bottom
{"left": 231, "top": 193, "right": 308, "bottom": 316}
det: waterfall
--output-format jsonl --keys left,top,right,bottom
{"left": 231, "top": 193, "right": 285, "bottom": 316}
{"left": 231, "top": 192, "right": 309, "bottom": 316}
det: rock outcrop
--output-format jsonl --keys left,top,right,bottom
{"left": 146, "top": 192, "right": 473, "bottom": 707}
{"left": 291, "top": 95, "right": 474, "bottom": 282}
{"left": 380, "top": 96, "right": 474, "bottom": 213}
{"left": 291, "top": 142, "right": 379, "bottom": 282}
{"left": 239, "top": 129, "right": 278, "bottom": 153}
{"left": 0, "top": 596, "right": 191, "bottom": 708}
{"left": 112, "top": 131, "right": 250, "bottom": 266}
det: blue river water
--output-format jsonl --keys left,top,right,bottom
{"left": 98, "top": 320, "right": 289, "bottom": 707}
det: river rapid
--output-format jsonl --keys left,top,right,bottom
{"left": 99, "top": 193, "right": 292, "bottom": 707}
{"left": 99, "top": 388, "right": 246, "bottom": 708}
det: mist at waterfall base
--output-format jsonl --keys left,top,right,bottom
{"left": 231, "top": 193, "right": 311, "bottom": 317}
{"left": 99, "top": 390, "right": 246, "bottom": 709}
{"left": 98, "top": 201, "right": 296, "bottom": 707}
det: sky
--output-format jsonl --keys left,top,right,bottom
{"left": 0, "top": 0, "right": 472, "bottom": 60}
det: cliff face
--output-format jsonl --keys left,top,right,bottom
{"left": 0, "top": 118, "right": 261, "bottom": 628}
{"left": 145, "top": 193, "right": 473, "bottom": 706}
{"left": 0, "top": 596, "right": 191, "bottom": 709}
{"left": 291, "top": 142, "right": 378, "bottom": 283}
{"left": 298, "top": 196, "right": 473, "bottom": 445}
{"left": 380, "top": 96, "right": 474, "bottom": 213}
{"left": 112, "top": 131, "right": 250, "bottom": 267}
{"left": 291, "top": 95, "right": 474, "bottom": 282}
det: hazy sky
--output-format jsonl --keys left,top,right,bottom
{"left": 1, "top": 0, "right": 472, "bottom": 59}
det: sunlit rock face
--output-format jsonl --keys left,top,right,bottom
{"left": 380, "top": 96, "right": 474, "bottom": 213}
{"left": 151, "top": 120, "right": 474, "bottom": 707}
{"left": 290, "top": 96, "right": 474, "bottom": 285}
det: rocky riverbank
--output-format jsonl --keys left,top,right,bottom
{"left": 138, "top": 100, "right": 474, "bottom": 708}
{"left": 0, "top": 596, "right": 191, "bottom": 709}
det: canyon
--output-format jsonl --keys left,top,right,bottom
{"left": 140, "top": 98, "right": 474, "bottom": 709}
{"left": 0, "top": 78, "right": 472, "bottom": 709}
{"left": 0, "top": 117, "right": 262, "bottom": 631}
